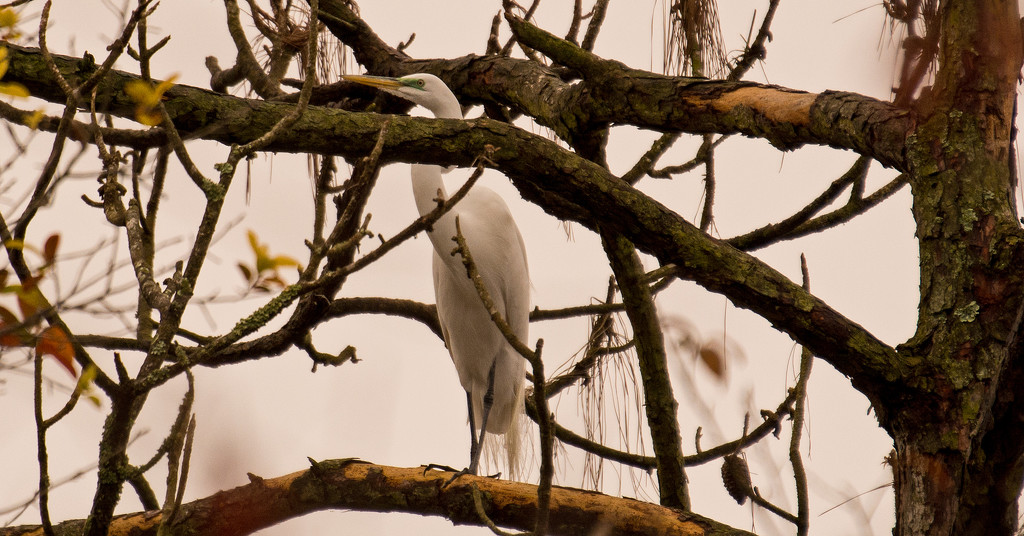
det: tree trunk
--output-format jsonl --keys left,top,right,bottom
{"left": 891, "top": 1, "right": 1024, "bottom": 534}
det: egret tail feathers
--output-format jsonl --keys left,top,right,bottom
{"left": 481, "top": 385, "right": 529, "bottom": 481}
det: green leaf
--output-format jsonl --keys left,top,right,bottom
{"left": 237, "top": 262, "right": 253, "bottom": 283}
{"left": 270, "top": 254, "right": 301, "bottom": 269}
{"left": 16, "top": 287, "right": 38, "bottom": 320}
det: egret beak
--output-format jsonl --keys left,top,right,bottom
{"left": 342, "top": 74, "right": 404, "bottom": 89}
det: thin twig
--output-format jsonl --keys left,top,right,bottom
{"left": 451, "top": 217, "right": 538, "bottom": 367}
{"left": 750, "top": 487, "right": 800, "bottom": 524}
{"left": 470, "top": 485, "right": 524, "bottom": 536}
{"left": 728, "top": 0, "right": 781, "bottom": 82}
{"left": 33, "top": 350, "right": 55, "bottom": 536}
{"left": 580, "top": 0, "right": 610, "bottom": 52}
{"left": 791, "top": 254, "right": 813, "bottom": 535}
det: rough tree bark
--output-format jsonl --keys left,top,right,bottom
{"left": 885, "top": 1, "right": 1024, "bottom": 535}
{"left": 0, "top": 461, "right": 751, "bottom": 536}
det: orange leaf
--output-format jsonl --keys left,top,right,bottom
{"left": 0, "top": 305, "right": 27, "bottom": 346}
{"left": 698, "top": 345, "right": 726, "bottom": 380}
{"left": 42, "top": 234, "right": 59, "bottom": 266}
{"left": 21, "top": 273, "right": 40, "bottom": 291}
{"left": 37, "top": 325, "right": 75, "bottom": 377}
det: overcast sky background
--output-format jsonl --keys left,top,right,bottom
{"left": 3, "top": 1, "right": 1010, "bottom": 535}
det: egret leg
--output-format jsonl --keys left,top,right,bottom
{"left": 468, "top": 360, "right": 497, "bottom": 475}
{"left": 466, "top": 391, "right": 480, "bottom": 472}
{"left": 445, "top": 361, "right": 498, "bottom": 486}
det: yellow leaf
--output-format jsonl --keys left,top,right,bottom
{"left": 0, "top": 82, "right": 29, "bottom": 98}
{"left": 153, "top": 76, "right": 178, "bottom": 98}
{"left": 124, "top": 79, "right": 157, "bottom": 105}
{"left": 135, "top": 108, "right": 164, "bottom": 127}
{"left": 76, "top": 363, "right": 96, "bottom": 386}
{"left": 248, "top": 231, "right": 272, "bottom": 272}
{"left": 37, "top": 325, "right": 76, "bottom": 378}
{"left": 0, "top": 8, "right": 17, "bottom": 29}
{"left": 246, "top": 230, "right": 263, "bottom": 254}
{"left": 24, "top": 109, "right": 43, "bottom": 129}
{"left": 75, "top": 364, "right": 99, "bottom": 404}
{"left": 124, "top": 74, "right": 178, "bottom": 126}
{"left": 125, "top": 75, "right": 178, "bottom": 105}
{"left": 270, "top": 255, "right": 301, "bottom": 268}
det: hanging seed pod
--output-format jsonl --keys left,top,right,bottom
{"left": 722, "top": 453, "right": 752, "bottom": 505}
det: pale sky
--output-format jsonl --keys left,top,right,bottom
{"left": 0, "top": 1, "right": 960, "bottom": 535}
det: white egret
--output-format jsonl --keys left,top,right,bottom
{"left": 343, "top": 73, "right": 529, "bottom": 477}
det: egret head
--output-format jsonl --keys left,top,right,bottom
{"left": 342, "top": 73, "right": 462, "bottom": 119}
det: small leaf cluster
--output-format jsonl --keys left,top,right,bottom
{"left": 0, "top": 8, "right": 28, "bottom": 99}
{"left": 0, "top": 234, "right": 77, "bottom": 378}
{"left": 124, "top": 74, "right": 178, "bottom": 126}
{"left": 0, "top": 8, "right": 43, "bottom": 128}
{"left": 237, "top": 230, "right": 302, "bottom": 292}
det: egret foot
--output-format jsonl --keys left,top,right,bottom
{"left": 442, "top": 467, "right": 502, "bottom": 488}
{"left": 422, "top": 463, "right": 459, "bottom": 475}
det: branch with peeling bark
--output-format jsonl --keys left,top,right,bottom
{"left": 5, "top": 42, "right": 913, "bottom": 170}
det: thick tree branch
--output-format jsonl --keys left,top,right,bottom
{"left": 502, "top": 15, "right": 914, "bottom": 170}
{"left": 0, "top": 461, "right": 755, "bottom": 536}
{"left": 6, "top": 43, "right": 912, "bottom": 171}
{"left": 601, "top": 230, "right": 689, "bottom": 510}
{"left": 309, "top": 0, "right": 914, "bottom": 169}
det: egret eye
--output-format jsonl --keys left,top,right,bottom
{"left": 415, "top": 79, "right": 425, "bottom": 88}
